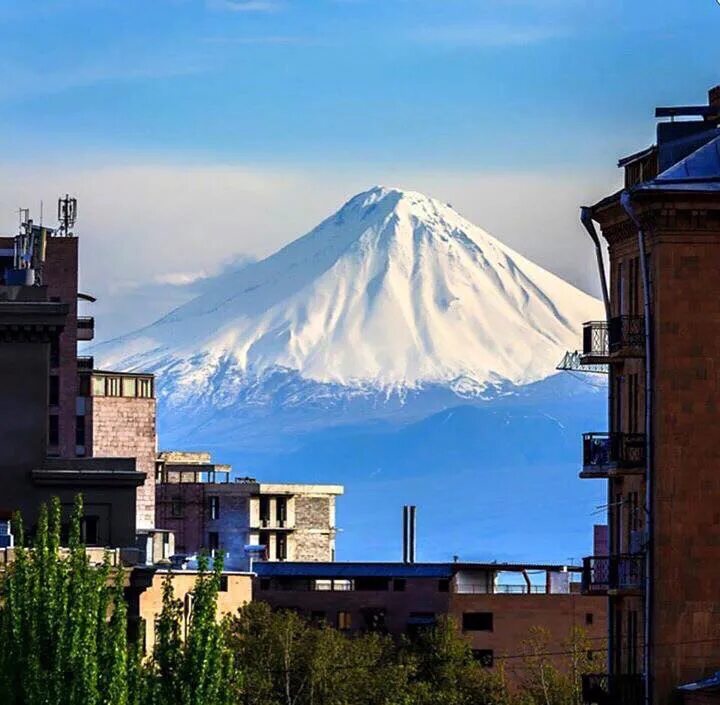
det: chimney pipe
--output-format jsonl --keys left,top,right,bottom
{"left": 409, "top": 505, "right": 416, "bottom": 564}
{"left": 402, "top": 506, "right": 409, "bottom": 563}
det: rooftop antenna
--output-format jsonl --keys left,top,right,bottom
{"left": 57, "top": 194, "right": 77, "bottom": 237}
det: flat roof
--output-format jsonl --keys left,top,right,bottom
{"left": 253, "top": 561, "right": 578, "bottom": 579}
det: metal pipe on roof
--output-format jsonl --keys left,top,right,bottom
{"left": 580, "top": 207, "right": 611, "bottom": 321}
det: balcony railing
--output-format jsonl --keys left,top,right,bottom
{"left": 582, "top": 433, "right": 646, "bottom": 477}
{"left": 77, "top": 316, "right": 95, "bottom": 341}
{"left": 608, "top": 316, "right": 644, "bottom": 355}
{"left": 582, "top": 673, "right": 644, "bottom": 705}
{"left": 582, "top": 321, "right": 609, "bottom": 362}
{"left": 581, "top": 555, "right": 645, "bottom": 595}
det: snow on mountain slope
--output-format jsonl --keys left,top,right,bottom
{"left": 94, "top": 186, "right": 602, "bottom": 406}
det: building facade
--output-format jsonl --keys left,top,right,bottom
{"left": 578, "top": 86, "right": 720, "bottom": 705}
{"left": 253, "top": 561, "right": 607, "bottom": 688}
{"left": 0, "top": 202, "right": 157, "bottom": 542}
{"left": 155, "top": 452, "right": 343, "bottom": 568}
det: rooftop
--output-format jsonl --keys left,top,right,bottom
{"left": 253, "top": 561, "right": 579, "bottom": 578}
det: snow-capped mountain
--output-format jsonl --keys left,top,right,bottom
{"left": 95, "top": 186, "right": 602, "bottom": 409}
{"left": 94, "top": 186, "right": 606, "bottom": 562}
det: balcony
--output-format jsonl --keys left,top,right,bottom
{"left": 581, "top": 555, "right": 645, "bottom": 596}
{"left": 77, "top": 316, "right": 95, "bottom": 341}
{"left": 77, "top": 355, "right": 94, "bottom": 371}
{"left": 582, "top": 321, "right": 609, "bottom": 364}
{"left": 255, "top": 517, "right": 295, "bottom": 530}
{"left": 581, "top": 433, "right": 646, "bottom": 478}
{"left": 608, "top": 316, "right": 644, "bottom": 357}
{"left": 582, "top": 673, "right": 644, "bottom": 705}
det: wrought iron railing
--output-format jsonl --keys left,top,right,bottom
{"left": 608, "top": 316, "right": 645, "bottom": 353}
{"left": 582, "top": 555, "right": 645, "bottom": 595}
{"left": 583, "top": 321, "right": 609, "bottom": 358}
{"left": 582, "top": 673, "right": 644, "bottom": 705}
{"left": 583, "top": 433, "right": 646, "bottom": 470}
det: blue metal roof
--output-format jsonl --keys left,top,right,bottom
{"left": 637, "top": 134, "right": 720, "bottom": 193}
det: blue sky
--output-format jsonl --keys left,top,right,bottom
{"left": 1, "top": 0, "right": 719, "bottom": 336}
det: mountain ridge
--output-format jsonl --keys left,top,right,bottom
{"left": 94, "top": 185, "right": 602, "bottom": 406}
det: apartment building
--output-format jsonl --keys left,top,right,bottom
{"left": 155, "top": 452, "right": 343, "bottom": 569}
{"left": 0, "top": 200, "right": 156, "bottom": 542}
{"left": 577, "top": 86, "right": 720, "bottom": 705}
{"left": 253, "top": 560, "right": 606, "bottom": 687}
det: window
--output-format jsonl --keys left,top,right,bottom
{"left": 208, "top": 532, "right": 220, "bottom": 554}
{"left": 81, "top": 516, "right": 99, "bottom": 545}
{"left": 75, "top": 415, "right": 86, "bottom": 447}
{"left": 208, "top": 496, "right": 220, "bottom": 520}
{"left": 276, "top": 497, "right": 288, "bottom": 526}
{"left": 438, "top": 579, "right": 450, "bottom": 593}
{"left": 219, "top": 575, "right": 229, "bottom": 592}
{"left": 171, "top": 497, "right": 184, "bottom": 518}
{"left": 354, "top": 577, "right": 389, "bottom": 591}
{"left": 311, "top": 611, "right": 326, "bottom": 624}
{"left": 48, "top": 414, "right": 59, "bottom": 447}
{"left": 106, "top": 376, "right": 122, "bottom": 397}
{"left": 393, "top": 579, "right": 406, "bottom": 592}
{"left": 137, "top": 377, "right": 153, "bottom": 398}
{"left": 50, "top": 336, "right": 59, "bottom": 368}
{"left": 462, "top": 612, "right": 493, "bottom": 632}
{"left": 337, "top": 611, "right": 352, "bottom": 630}
{"left": 259, "top": 497, "right": 270, "bottom": 526}
{"left": 585, "top": 613, "right": 594, "bottom": 626}
{"left": 472, "top": 650, "right": 494, "bottom": 668}
{"left": 49, "top": 375, "right": 59, "bottom": 406}
{"left": 276, "top": 534, "right": 287, "bottom": 561}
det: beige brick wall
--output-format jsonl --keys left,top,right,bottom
{"left": 90, "top": 397, "right": 157, "bottom": 530}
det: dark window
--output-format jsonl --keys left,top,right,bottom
{"left": 208, "top": 532, "right": 220, "bottom": 553}
{"left": 50, "top": 336, "right": 59, "bottom": 368}
{"left": 49, "top": 375, "right": 59, "bottom": 406}
{"left": 81, "top": 516, "right": 99, "bottom": 546}
{"left": 171, "top": 497, "right": 184, "bottom": 518}
{"left": 362, "top": 608, "right": 387, "bottom": 633}
{"left": 260, "top": 579, "right": 271, "bottom": 590}
{"left": 276, "top": 497, "right": 288, "bottom": 526}
{"left": 208, "top": 496, "right": 220, "bottom": 520}
{"left": 75, "top": 415, "right": 86, "bottom": 447}
{"left": 48, "top": 414, "right": 59, "bottom": 447}
{"left": 393, "top": 578, "right": 406, "bottom": 592}
{"left": 585, "top": 612, "right": 594, "bottom": 626}
{"left": 472, "top": 650, "right": 494, "bottom": 668}
{"left": 311, "top": 610, "right": 326, "bottom": 624}
{"left": 259, "top": 497, "right": 270, "bottom": 526}
{"left": 587, "top": 650, "right": 595, "bottom": 662}
{"left": 462, "top": 612, "right": 493, "bottom": 632}
{"left": 276, "top": 534, "right": 287, "bottom": 561}
{"left": 219, "top": 575, "right": 229, "bottom": 592}
{"left": 438, "top": 579, "right": 450, "bottom": 592}
{"left": 354, "top": 577, "right": 389, "bottom": 591}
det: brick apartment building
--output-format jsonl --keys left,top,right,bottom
{"left": 577, "top": 86, "right": 720, "bottom": 705}
{"left": 0, "top": 201, "right": 157, "bottom": 541}
{"left": 155, "top": 452, "right": 343, "bottom": 569}
{"left": 253, "top": 560, "right": 606, "bottom": 687}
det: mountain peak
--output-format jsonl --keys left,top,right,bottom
{"left": 94, "top": 187, "right": 603, "bottom": 402}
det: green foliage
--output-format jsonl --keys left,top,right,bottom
{"left": 0, "top": 495, "right": 597, "bottom": 705}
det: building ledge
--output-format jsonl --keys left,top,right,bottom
{"left": 33, "top": 457, "right": 145, "bottom": 487}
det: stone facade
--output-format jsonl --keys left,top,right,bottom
{"left": 88, "top": 394, "right": 157, "bottom": 529}
{"left": 155, "top": 470, "right": 343, "bottom": 569}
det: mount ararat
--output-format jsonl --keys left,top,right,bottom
{"left": 94, "top": 187, "right": 606, "bottom": 563}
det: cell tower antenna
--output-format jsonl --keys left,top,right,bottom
{"left": 57, "top": 194, "right": 77, "bottom": 236}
